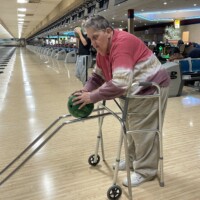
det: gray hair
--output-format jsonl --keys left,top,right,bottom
{"left": 83, "top": 15, "right": 113, "bottom": 31}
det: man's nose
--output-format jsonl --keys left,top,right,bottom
{"left": 91, "top": 41, "right": 96, "bottom": 48}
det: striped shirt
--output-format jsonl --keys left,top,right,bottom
{"left": 84, "top": 30, "right": 170, "bottom": 103}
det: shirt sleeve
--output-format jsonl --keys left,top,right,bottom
{"left": 83, "top": 62, "right": 130, "bottom": 103}
{"left": 83, "top": 72, "right": 105, "bottom": 92}
{"left": 90, "top": 81, "right": 126, "bottom": 103}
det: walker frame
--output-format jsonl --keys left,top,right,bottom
{"left": 0, "top": 82, "right": 164, "bottom": 200}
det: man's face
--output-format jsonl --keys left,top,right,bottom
{"left": 86, "top": 27, "right": 113, "bottom": 56}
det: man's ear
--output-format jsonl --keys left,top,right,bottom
{"left": 106, "top": 27, "right": 112, "bottom": 33}
{"left": 106, "top": 28, "right": 113, "bottom": 37}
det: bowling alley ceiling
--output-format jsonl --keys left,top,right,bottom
{"left": 0, "top": 0, "right": 200, "bottom": 39}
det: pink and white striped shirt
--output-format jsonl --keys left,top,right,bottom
{"left": 84, "top": 30, "right": 170, "bottom": 103}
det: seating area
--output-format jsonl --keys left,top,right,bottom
{"left": 179, "top": 58, "right": 200, "bottom": 90}
{"left": 147, "top": 40, "right": 200, "bottom": 92}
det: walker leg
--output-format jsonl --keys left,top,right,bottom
{"left": 123, "top": 132, "right": 133, "bottom": 200}
{"left": 108, "top": 126, "right": 133, "bottom": 200}
{"left": 98, "top": 109, "right": 105, "bottom": 161}
{"left": 112, "top": 130, "right": 123, "bottom": 184}
{"left": 89, "top": 108, "right": 105, "bottom": 165}
{"left": 107, "top": 130, "right": 123, "bottom": 200}
{"left": 158, "top": 131, "right": 164, "bottom": 187}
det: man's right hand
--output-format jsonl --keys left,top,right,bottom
{"left": 71, "top": 89, "right": 88, "bottom": 96}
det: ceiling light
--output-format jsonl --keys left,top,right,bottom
{"left": 18, "top": 14, "right": 25, "bottom": 17}
{"left": 18, "top": 18, "right": 25, "bottom": 21}
{"left": 194, "top": 4, "right": 197, "bottom": 6}
{"left": 163, "top": 2, "right": 167, "bottom": 5}
{"left": 135, "top": 8, "right": 200, "bottom": 22}
{"left": 18, "top": 8, "right": 27, "bottom": 12}
{"left": 17, "top": 0, "right": 28, "bottom": 3}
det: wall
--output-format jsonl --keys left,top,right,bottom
{"left": 133, "top": 23, "right": 200, "bottom": 44}
{"left": 181, "top": 24, "right": 200, "bottom": 43}
{"left": 0, "top": 39, "right": 19, "bottom": 46}
{"left": 134, "top": 27, "right": 165, "bottom": 43}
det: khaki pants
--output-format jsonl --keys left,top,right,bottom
{"left": 120, "top": 87, "right": 169, "bottom": 178}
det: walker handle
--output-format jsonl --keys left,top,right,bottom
{"left": 138, "top": 82, "right": 153, "bottom": 87}
{"left": 131, "top": 82, "right": 153, "bottom": 87}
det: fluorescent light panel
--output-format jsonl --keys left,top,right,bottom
{"left": 17, "top": 0, "right": 28, "bottom": 3}
{"left": 18, "top": 18, "right": 25, "bottom": 21}
{"left": 18, "top": 8, "right": 27, "bottom": 12}
{"left": 135, "top": 8, "right": 200, "bottom": 22}
{"left": 18, "top": 14, "right": 25, "bottom": 17}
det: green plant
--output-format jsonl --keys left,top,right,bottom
{"left": 164, "top": 25, "right": 181, "bottom": 40}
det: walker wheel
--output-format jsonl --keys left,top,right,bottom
{"left": 88, "top": 154, "right": 100, "bottom": 166}
{"left": 107, "top": 185, "right": 122, "bottom": 200}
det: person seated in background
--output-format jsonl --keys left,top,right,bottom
{"left": 177, "top": 39, "right": 184, "bottom": 48}
{"left": 152, "top": 41, "right": 156, "bottom": 46}
{"left": 188, "top": 48, "right": 200, "bottom": 58}
{"left": 165, "top": 39, "right": 171, "bottom": 47}
{"left": 192, "top": 42, "right": 200, "bottom": 48}
{"left": 176, "top": 39, "right": 185, "bottom": 55}
{"left": 168, "top": 47, "right": 184, "bottom": 61}
{"left": 147, "top": 41, "right": 157, "bottom": 53}
{"left": 183, "top": 42, "right": 195, "bottom": 57}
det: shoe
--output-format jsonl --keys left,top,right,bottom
{"left": 112, "top": 160, "right": 133, "bottom": 171}
{"left": 122, "top": 172, "right": 155, "bottom": 187}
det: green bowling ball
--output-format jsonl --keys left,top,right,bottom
{"left": 67, "top": 95, "right": 94, "bottom": 118}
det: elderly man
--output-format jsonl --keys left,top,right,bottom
{"left": 73, "top": 15, "right": 170, "bottom": 187}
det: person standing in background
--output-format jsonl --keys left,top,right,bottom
{"left": 74, "top": 18, "right": 91, "bottom": 85}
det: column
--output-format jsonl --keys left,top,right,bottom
{"left": 128, "top": 9, "right": 134, "bottom": 34}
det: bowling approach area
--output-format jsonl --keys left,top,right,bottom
{"left": 0, "top": 47, "right": 200, "bottom": 200}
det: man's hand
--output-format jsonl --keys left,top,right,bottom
{"left": 72, "top": 91, "right": 92, "bottom": 109}
{"left": 74, "top": 27, "right": 82, "bottom": 35}
{"left": 71, "top": 89, "right": 87, "bottom": 96}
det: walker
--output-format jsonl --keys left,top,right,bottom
{"left": 0, "top": 82, "right": 164, "bottom": 200}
